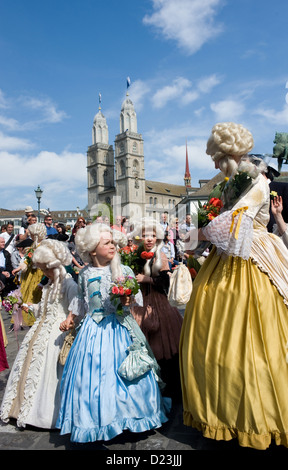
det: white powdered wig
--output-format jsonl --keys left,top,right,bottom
{"left": 206, "top": 122, "right": 254, "bottom": 177}
{"left": 131, "top": 218, "right": 164, "bottom": 276}
{"left": 75, "top": 223, "right": 122, "bottom": 280}
{"left": 27, "top": 222, "right": 47, "bottom": 245}
{"left": 32, "top": 238, "right": 72, "bottom": 300}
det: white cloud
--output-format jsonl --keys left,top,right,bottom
{"left": 0, "top": 149, "right": 87, "bottom": 210}
{"left": 152, "top": 77, "right": 192, "bottom": 108}
{"left": 0, "top": 115, "right": 19, "bottom": 131}
{"left": 0, "top": 131, "right": 35, "bottom": 151}
{"left": 20, "top": 95, "right": 68, "bottom": 124}
{"left": 253, "top": 103, "right": 288, "bottom": 126}
{"left": 143, "top": 0, "right": 224, "bottom": 55}
{"left": 152, "top": 74, "right": 221, "bottom": 109}
{"left": 0, "top": 149, "right": 86, "bottom": 186}
{"left": 210, "top": 99, "right": 245, "bottom": 121}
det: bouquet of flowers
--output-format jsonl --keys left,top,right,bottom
{"left": 119, "top": 249, "right": 141, "bottom": 272}
{"left": 24, "top": 246, "right": 35, "bottom": 266}
{"left": 195, "top": 197, "right": 224, "bottom": 228}
{"left": 2, "top": 288, "right": 23, "bottom": 315}
{"left": 110, "top": 274, "right": 140, "bottom": 314}
{"left": 222, "top": 171, "right": 252, "bottom": 210}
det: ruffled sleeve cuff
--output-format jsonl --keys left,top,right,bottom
{"left": 202, "top": 208, "right": 253, "bottom": 259}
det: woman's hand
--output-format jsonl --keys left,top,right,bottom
{"left": 60, "top": 313, "right": 75, "bottom": 332}
{"left": 271, "top": 195, "right": 283, "bottom": 216}
{"left": 136, "top": 273, "right": 152, "bottom": 284}
{"left": 119, "top": 295, "right": 134, "bottom": 306}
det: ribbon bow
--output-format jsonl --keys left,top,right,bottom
{"left": 230, "top": 206, "right": 248, "bottom": 239}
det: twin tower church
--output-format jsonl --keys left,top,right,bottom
{"left": 87, "top": 90, "right": 193, "bottom": 221}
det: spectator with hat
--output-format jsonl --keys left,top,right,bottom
{"left": 21, "top": 206, "right": 34, "bottom": 229}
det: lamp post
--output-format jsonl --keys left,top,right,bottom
{"left": 34, "top": 185, "right": 43, "bottom": 222}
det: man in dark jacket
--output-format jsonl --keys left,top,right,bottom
{"left": 0, "top": 235, "right": 15, "bottom": 296}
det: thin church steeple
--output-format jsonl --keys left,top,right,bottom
{"left": 184, "top": 140, "right": 191, "bottom": 187}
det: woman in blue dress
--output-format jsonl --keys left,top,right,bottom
{"left": 56, "top": 223, "right": 170, "bottom": 443}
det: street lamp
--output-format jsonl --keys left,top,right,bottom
{"left": 34, "top": 185, "right": 43, "bottom": 222}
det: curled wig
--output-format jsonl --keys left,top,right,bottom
{"left": 75, "top": 223, "right": 122, "bottom": 280}
{"left": 206, "top": 122, "right": 254, "bottom": 177}
{"left": 28, "top": 222, "right": 47, "bottom": 246}
{"left": 131, "top": 218, "right": 164, "bottom": 276}
{"left": 32, "top": 239, "right": 72, "bottom": 300}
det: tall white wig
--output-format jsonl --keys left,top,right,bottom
{"left": 131, "top": 218, "right": 164, "bottom": 276}
{"left": 32, "top": 239, "right": 72, "bottom": 300}
{"left": 75, "top": 223, "right": 122, "bottom": 280}
{"left": 206, "top": 122, "right": 254, "bottom": 177}
{"left": 28, "top": 223, "right": 47, "bottom": 246}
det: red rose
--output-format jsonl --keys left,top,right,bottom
{"left": 111, "top": 286, "right": 119, "bottom": 295}
{"left": 140, "top": 251, "right": 154, "bottom": 260}
{"left": 209, "top": 198, "right": 223, "bottom": 208}
{"left": 118, "top": 286, "right": 124, "bottom": 295}
{"left": 125, "top": 288, "right": 132, "bottom": 296}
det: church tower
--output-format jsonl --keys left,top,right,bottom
{"left": 114, "top": 89, "right": 146, "bottom": 220}
{"left": 87, "top": 96, "right": 115, "bottom": 211}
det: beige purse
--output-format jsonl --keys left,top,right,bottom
{"left": 58, "top": 329, "right": 76, "bottom": 366}
{"left": 167, "top": 263, "right": 193, "bottom": 308}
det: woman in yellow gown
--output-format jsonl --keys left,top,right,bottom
{"left": 18, "top": 223, "right": 47, "bottom": 327}
{"left": 180, "top": 122, "right": 288, "bottom": 450}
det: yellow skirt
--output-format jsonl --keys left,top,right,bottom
{"left": 180, "top": 247, "right": 288, "bottom": 450}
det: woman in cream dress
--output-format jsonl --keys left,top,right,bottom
{"left": 180, "top": 122, "right": 288, "bottom": 450}
{"left": 0, "top": 239, "right": 78, "bottom": 429}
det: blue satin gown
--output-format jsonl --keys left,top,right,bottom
{"left": 56, "top": 264, "right": 170, "bottom": 442}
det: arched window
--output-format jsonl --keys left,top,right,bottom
{"left": 120, "top": 160, "right": 126, "bottom": 176}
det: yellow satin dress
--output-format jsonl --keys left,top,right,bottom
{"left": 180, "top": 175, "right": 288, "bottom": 450}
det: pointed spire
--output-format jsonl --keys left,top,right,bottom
{"left": 184, "top": 140, "right": 191, "bottom": 187}
{"left": 98, "top": 92, "right": 102, "bottom": 110}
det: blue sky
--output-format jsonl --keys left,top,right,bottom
{"left": 1, "top": 0, "right": 288, "bottom": 211}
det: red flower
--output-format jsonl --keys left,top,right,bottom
{"left": 118, "top": 286, "right": 124, "bottom": 295}
{"left": 125, "top": 288, "right": 132, "bottom": 296}
{"left": 140, "top": 251, "right": 154, "bottom": 260}
{"left": 111, "top": 286, "right": 119, "bottom": 295}
{"left": 209, "top": 197, "right": 223, "bottom": 208}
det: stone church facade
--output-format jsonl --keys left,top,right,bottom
{"left": 87, "top": 92, "right": 191, "bottom": 223}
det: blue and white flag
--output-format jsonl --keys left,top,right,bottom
{"left": 99, "top": 93, "right": 102, "bottom": 103}
{"left": 126, "top": 76, "right": 131, "bottom": 89}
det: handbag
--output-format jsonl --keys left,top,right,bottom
{"left": 167, "top": 263, "right": 193, "bottom": 308}
{"left": 58, "top": 328, "right": 76, "bottom": 365}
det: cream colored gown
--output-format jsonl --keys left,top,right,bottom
{"left": 180, "top": 173, "right": 288, "bottom": 450}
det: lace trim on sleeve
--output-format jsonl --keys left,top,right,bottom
{"left": 202, "top": 208, "right": 253, "bottom": 259}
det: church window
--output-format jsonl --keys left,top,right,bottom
{"left": 132, "top": 142, "right": 137, "bottom": 153}
{"left": 120, "top": 160, "right": 126, "bottom": 176}
{"left": 119, "top": 143, "right": 124, "bottom": 155}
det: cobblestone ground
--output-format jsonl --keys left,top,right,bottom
{"left": 0, "top": 307, "right": 284, "bottom": 455}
